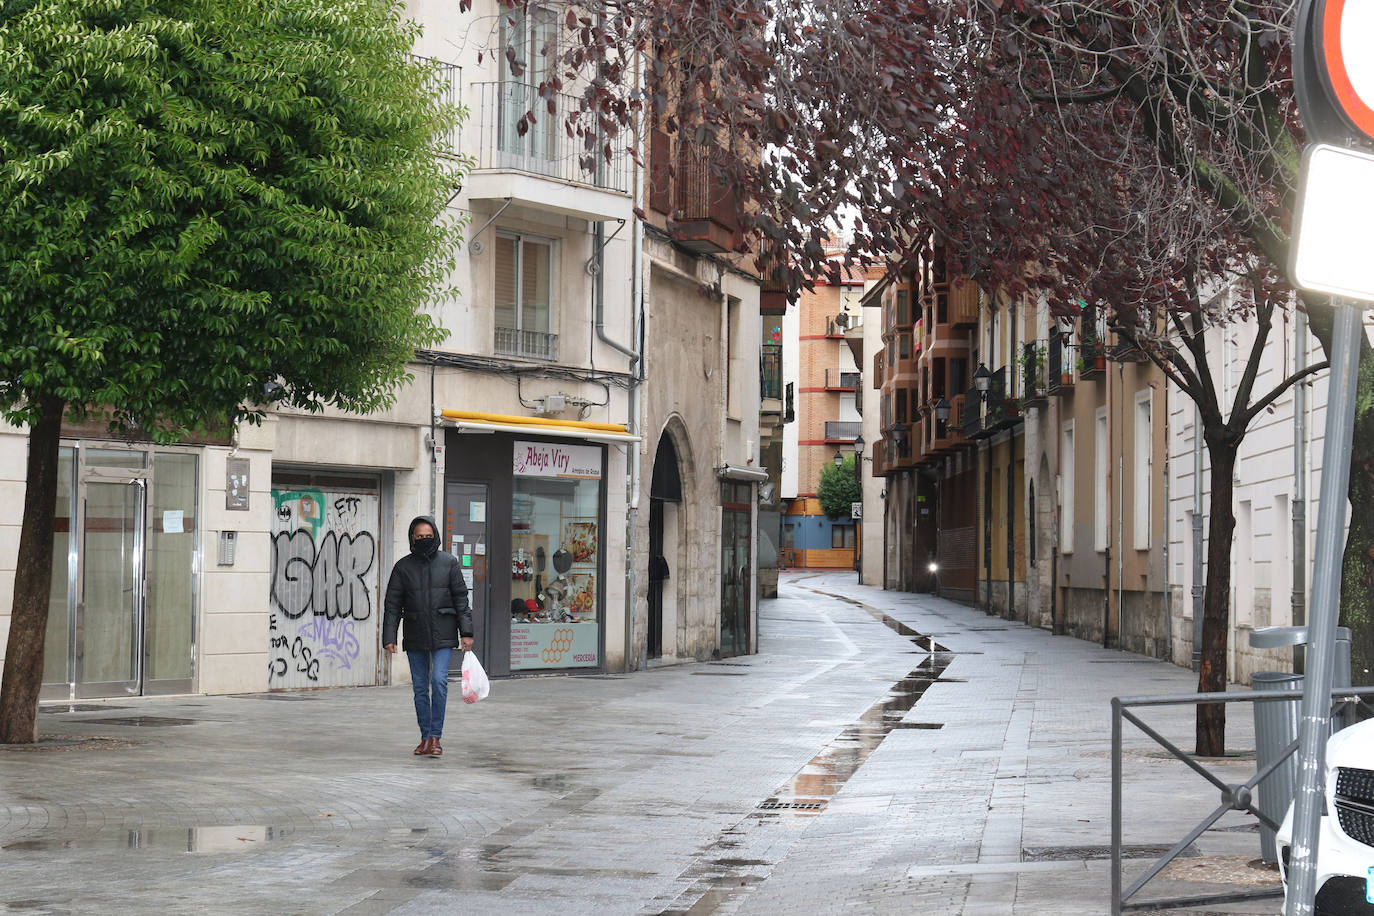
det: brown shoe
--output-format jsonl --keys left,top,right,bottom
{"left": 413, "top": 738, "right": 432, "bottom": 756}
{"left": 429, "top": 739, "right": 442, "bottom": 757}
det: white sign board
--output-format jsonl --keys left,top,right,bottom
{"left": 851, "top": 501, "right": 863, "bottom": 519}
{"left": 1292, "top": 143, "right": 1374, "bottom": 303}
{"left": 513, "top": 441, "right": 602, "bottom": 479}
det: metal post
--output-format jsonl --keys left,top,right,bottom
{"left": 1111, "top": 696, "right": 1123, "bottom": 916}
{"left": 1285, "top": 300, "right": 1361, "bottom": 916}
{"left": 1293, "top": 309, "right": 1309, "bottom": 674}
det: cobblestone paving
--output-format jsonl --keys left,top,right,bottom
{"left": 0, "top": 572, "right": 1282, "bottom": 914}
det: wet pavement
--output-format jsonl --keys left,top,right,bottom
{"left": 0, "top": 572, "right": 1284, "bottom": 914}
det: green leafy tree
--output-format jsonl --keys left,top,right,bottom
{"left": 0, "top": 0, "right": 464, "bottom": 742}
{"left": 817, "top": 457, "right": 861, "bottom": 521}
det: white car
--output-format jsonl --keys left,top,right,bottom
{"left": 1277, "top": 717, "right": 1374, "bottom": 914}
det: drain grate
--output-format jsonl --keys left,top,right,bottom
{"left": 691, "top": 671, "right": 747, "bottom": 676}
{"left": 758, "top": 801, "right": 825, "bottom": 810}
{"left": 79, "top": 716, "right": 196, "bottom": 728}
{"left": 891, "top": 722, "right": 944, "bottom": 729}
{"left": 41, "top": 704, "right": 129, "bottom": 714}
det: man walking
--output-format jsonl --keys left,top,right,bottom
{"left": 383, "top": 516, "right": 473, "bottom": 757}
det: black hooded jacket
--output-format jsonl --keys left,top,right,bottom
{"left": 382, "top": 516, "right": 472, "bottom": 652}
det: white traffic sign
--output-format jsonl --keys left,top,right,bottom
{"left": 1291, "top": 144, "right": 1374, "bottom": 302}
{"left": 851, "top": 501, "right": 862, "bottom": 520}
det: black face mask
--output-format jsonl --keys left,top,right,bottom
{"left": 411, "top": 536, "right": 438, "bottom": 556}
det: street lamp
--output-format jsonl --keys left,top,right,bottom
{"left": 973, "top": 363, "right": 991, "bottom": 396}
{"left": 833, "top": 450, "right": 844, "bottom": 469}
{"left": 934, "top": 397, "right": 950, "bottom": 423}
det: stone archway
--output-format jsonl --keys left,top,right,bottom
{"left": 646, "top": 416, "right": 696, "bottom": 662}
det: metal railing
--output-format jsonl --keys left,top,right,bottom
{"left": 495, "top": 326, "right": 558, "bottom": 361}
{"left": 411, "top": 56, "right": 462, "bottom": 155}
{"left": 760, "top": 347, "right": 782, "bottom": 400}
{"left": 470, "top": 81, "right": 629, "bottom": 192}
{"left": 1111, "top": 686, "right": 1374, "bottom": 914}
{"left": 825, "top": 369, "right": 860, "bottom": 389}
{"left": 825, "top": 421, "right": 862, "bottom": 441}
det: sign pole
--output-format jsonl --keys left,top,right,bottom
{"left": 1284, "top": 299, "right": 1362, "bottom": 916}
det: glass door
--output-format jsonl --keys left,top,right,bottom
{"left": 443, "top": 483, "right": 490, "bottom": 674}
{"left": 77, "top": 451, "right": 148, "bottom": 697}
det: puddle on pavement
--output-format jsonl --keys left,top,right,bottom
{"left": 3, "top": 825, "right": 294, "bottom": 853}
{"left": 661, "top": 590, "right": 957, "bottom": 913}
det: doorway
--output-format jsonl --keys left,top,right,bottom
{"left": 720, "top": 481, "right": 753, "bottom": 657}
{"left": 443, "top": 481, "right": 490, "bottom": 675}
{"left": 648, "top": 433, "right": 683, "bottom": 660}
{"left": 43, "top": 445, "right": 198, "bottom": 699}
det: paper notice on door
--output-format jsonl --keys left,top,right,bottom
{"left": 461, "top": 568, "right": 474, "bottom": 590}
{"left": 470, "top": 501, "right": 486, "bottom": 523}
{"left": 163, "top": 510, "right": 184, "bottom": 533}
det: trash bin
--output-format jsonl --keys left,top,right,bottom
{"left": 1248, "top": 625, "right": 1352, "bottom": 864}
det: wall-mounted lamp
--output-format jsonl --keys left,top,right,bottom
{"left": 934, "top": 397, "right": 951, "bottom": 423}
{"left": 973, "top": 364, "right": 991, "bottom": 398}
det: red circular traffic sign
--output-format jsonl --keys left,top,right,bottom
{"left": 1316, "top": 0, "right": 1374, "bottom": 139}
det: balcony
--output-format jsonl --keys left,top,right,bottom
{"left": 468, "top": 81, "right": 631, "bottom": 221}
{"left": 670, "top": 142, "right": 740, "bottom": 253}
{"left": 962, "top": 386, "right": 989, "bottom": 440}
{"left": 1022, "top": 342, "right": 1048, "bottom": 408}
{"left": 824, "top": 421, "right": 863, "bottom": 442}
{"left": 495, "top": 326, "right": 559, "bottom": 361}
{"left": 947, "top": 277, "right": 979, "bottom": 328}
{"left": 760, "top": 346, "right": 782, "bottom": 403}
{"left": 1049, "top": 336, "right": 1074, "bottom": 394}
{"left": 825, "top": 369, "right": 861, "bottom": 390}
{"left": 987, "top": 367, "right": 1021, "bottom": 430}
{"left": 760, "top": 246, "right": 789, "bottom": 316}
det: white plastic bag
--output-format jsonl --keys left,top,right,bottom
{"left": 460, "top": 651, "right": 490, "bottom": 704}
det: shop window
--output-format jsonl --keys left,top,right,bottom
{"left": 495, "top": 233, "right": 557, "bottom": 360}
{"left": 509, "top": 440, "right": 603, "bottom": 670}
{"left": 831, "top": 524, "right": 856, "bottom": 549}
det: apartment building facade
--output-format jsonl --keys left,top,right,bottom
{"left": 1, "top": 0, "right": 763, "bottom": 703}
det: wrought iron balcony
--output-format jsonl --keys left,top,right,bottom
{"left": 495, "top": 326, "right": 559, "bottom": 361}
{"left": 825, "top": 369, "right": 860, "bottom": 390}
{"left": 825, "top": 421, "right": 862, "bottom": 441}
{"left": 471, "top": 81, "right": 629, "bottom": 192}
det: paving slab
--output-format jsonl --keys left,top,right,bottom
{"left": 0, "top": 571, "right": 1287, "bottom": 914}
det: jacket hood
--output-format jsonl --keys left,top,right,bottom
{"left": 408, "top": 516, "right": 441, "bottom": 556}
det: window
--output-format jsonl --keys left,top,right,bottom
{"left": 495, "top": 233, "right": 557, "bottom": 360}
{"left": 898, "top": 333, "right": 911, "bottom": 360}
{"left": 831, "top": 524, "right": 856, "bottom": 548}
{"left": 1061, "top": 422, "right": 1075, "bottom": 553}
{"left": 1094, "top": 408, "right": 1107, "bottom": 552}
{"left": 896, "top": 289, "right": 910, "bottom": 326}
{"left": 499, "top": 4, "right": 558, "bottom": 161}
{"left": 1133, "top": 391, "right": 1152, "bottom": 549}
{"left": 896, "top": 388, "right": 907, "bottom": 423}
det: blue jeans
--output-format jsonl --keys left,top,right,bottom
{"left": 407, "top": 648, "right": 452, "bottom": 740}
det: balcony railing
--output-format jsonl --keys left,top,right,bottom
{"left": 760, "top": 346, "right": 782, "bottom": 400}
{"left": 987, "top": 366, "right": 1020, "bottom": 429}
{"left": 825, "top": 421, "right": 862, "bottom": 441}
{"left": 671, "top": 141, "right": 740, "bottom": 253}
{"left": 962, "top": 385, "right": 986, "bottom": 439}
{"left": 825, "top": 369, "right": 860, "bottom": 390}
{"left": 471, "top": 81, "right": 629, "bottom": 192}
{"left": 1023, "top": 342, "right": 1048, "bottom": 406}
{"left": 412, "top": 56, "right": 462, "bottom": 155}
{"left": 1049, "top": 334, "right": 1073, "bottom": 392}
{"left": 495, "top": 326, "right": 559, "bottom": 361}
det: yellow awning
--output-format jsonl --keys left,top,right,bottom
{"left": 438, "top": 409, "right": 640, "bottom": 443}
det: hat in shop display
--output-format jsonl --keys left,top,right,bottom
{"left": 552, "top": 547, "right": 573, "bottom": 574}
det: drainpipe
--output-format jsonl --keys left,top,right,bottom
{"left": 1292, "top": 308, "right": 1308, "bottom": 674}
{"left": 1117, "top": 362, "right": 1124, "bottom": 650}
{"left": 1007, "top": 300, "right": 1016, "bottom": 622}
{"left": 1163, "top": 380, "right": 1171, "bottom": 664}
{"left": 1104, "top": 346, "right": 1112, "bottom": 649}
{"left": 1191, "top": 403, "right": 1204, "bottom": 672}
{"left": 618, "top": 49, "right": 645, "bottom": 673}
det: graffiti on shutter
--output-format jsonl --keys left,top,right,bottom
{"left": 269, "top": 487, "right": 380, "bottom": 688}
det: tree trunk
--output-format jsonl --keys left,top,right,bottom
{"left": 1196, "top": 441, "right": 1237, "bottom": 757}
{"left": 0, "top": 395, "right": 65, "bottom": 744}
